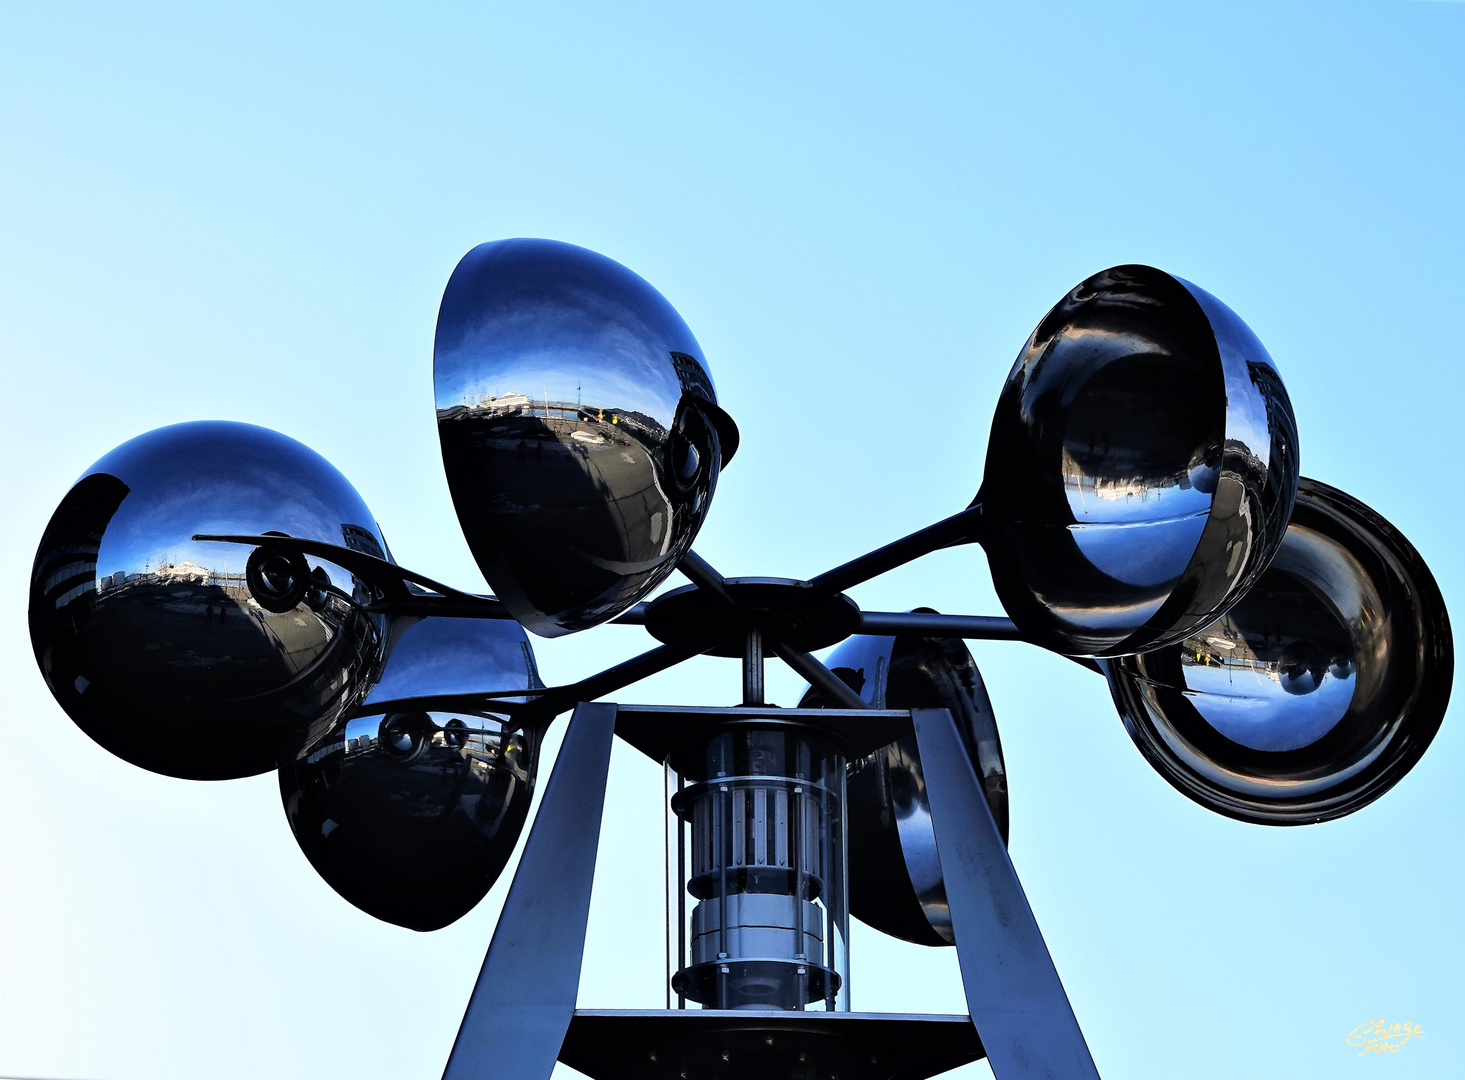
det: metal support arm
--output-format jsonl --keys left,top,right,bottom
{"left": 442, "top": 702, "right": 619, "bottom": 1080}
{"left": 912, "top": 707, "right": 1101, "bottom": 1080}
{"left": 809, "top": 504, "right": 983, "bottom": 594}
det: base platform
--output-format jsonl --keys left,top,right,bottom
{"left": 558, "top": 1008, "right": 985, "bottom": 1080}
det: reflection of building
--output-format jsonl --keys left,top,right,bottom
{"left": 33, "top": 473, "right": 131, "bottom": 612}
{"left": 153, "top": 560, "right": 209, "bottom": 583}
{"left": 306, "top": 737, "right": 348, "bottom": 766}
{"left": 671, "top": 351, "right": 714, "bottom": 402}
{"left": 480, "top": 391, "right": 533, "bottom": 412}
{"left": 341, "top": 524, "right": 385, "bottom": 561}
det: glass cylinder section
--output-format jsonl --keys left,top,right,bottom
{"left": 666, "top": 722, "right": 849, "bottom": 1011}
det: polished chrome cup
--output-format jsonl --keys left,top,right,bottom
{"left": 981, "top": 265, "right": 1299, "bottom": 657}
{"left": 800, "top": 618, "right": 1007, "bottom": 947}
{"left": 434, "top": 238, "right": 739, "bottom": 637}
{"left": 1102, "top": 478, "right": 1451, "bottom": 824}
{"left": 28, "top": 422, "right": 389, "bottom": 780}
{"left": 278, "top": 617, "right": 541, "bottom": 930}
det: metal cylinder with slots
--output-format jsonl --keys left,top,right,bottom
{"left": 666, "top": 722, "right": 849, "bottom": 1012}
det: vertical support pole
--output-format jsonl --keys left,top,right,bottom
{"left": 442, "top": 702, "right": 619, "bottom": 1080}
{"left": 742, "top": 626, "right": 765, "bottom": 705}
{"left": 912, "top": 708, "right": 1101, "bottom": 1080}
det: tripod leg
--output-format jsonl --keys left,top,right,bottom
{"left": 912, "top": 708, "right": 1101, "bottom": 1080}
{"left": 442, "top": 701, "right": 619, "bottom": 1080}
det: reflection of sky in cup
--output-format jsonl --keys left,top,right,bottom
{"left": 1181, "top": 657, "right": 1355, "bottom": 752}
{"left": 88, "top": 422, "right": 379, "bottom": 596}
{"left": 1067, "top": 510, "right": 1209, "bottom": 589}
{"left": 1053, "top": 331, "right": 1221, "bottom": 590}
{"left": 434, "top": 296, "right": 683, "bottom": 424}
{"left": 433, "top": 243, "right": 700, "bottom": 433}
{"left": 364, "top": 618, "right": 535, "bottom": 705}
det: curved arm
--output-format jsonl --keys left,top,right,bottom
{"left": 193, "top": 532, "right": 494, "bottom": 608}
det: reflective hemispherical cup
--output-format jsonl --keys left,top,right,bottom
{"left": 800, "top": 617, "right": 1007, "bottom": 947}
{"left": 29, "top": 421, "right": 390, "bottom": 781}
{"left": 981, "top": 264, "right": 1299, "bottom": 657}
{"left": 1101, "top": 478, "right": 1451, "bottom": 824}
{"left": 279, "top": 617, "right": 541, "bottom": 930}
{"left": 434, "top": 238, "right": 738, "bottom": 637}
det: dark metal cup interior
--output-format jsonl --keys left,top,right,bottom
{"left": 1102, "top": 478, "right": 1451, "bottom": 825}
{"left": 981, "top": 265, "right": 1299, "bottom": 658}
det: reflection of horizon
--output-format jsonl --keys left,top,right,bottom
{"left": 96, "top": 561, "right": 252, "bottom": 598}
{"left": 436, "top": 392, "right": 667, "bottom": 442}
{"left": 1061, "top": 437, "right": 1265, "bottom": 519}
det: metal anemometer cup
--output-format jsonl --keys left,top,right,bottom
{"left": 28, "top": 421, "right": 391, "bottom": 780}
{"left": 981, "top": 264, "right": 1299, "bottom": 658}
{"left": 1102, "top": 477, "right": 1452, "bottom": 824}
{"left": 433, "top": 238, "right": 739, "bottom": 637}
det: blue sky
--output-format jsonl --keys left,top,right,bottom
{"left": 1, "top": 3, "right": 1462, "bottom": 1078}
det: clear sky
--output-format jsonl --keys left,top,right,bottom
{"left": 2, "top": 3, "right": 1462, "bottom": 1078}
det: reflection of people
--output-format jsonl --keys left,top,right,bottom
{"left": 205, "top": 601, "right": 214, "bottom": 626}
{"left": 219, "top": 601, "right": 227, "bottom": 623}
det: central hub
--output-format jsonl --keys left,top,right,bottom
{"left": 643, "top": 578, "right": 861, "bottom": 658}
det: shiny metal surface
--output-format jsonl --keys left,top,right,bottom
{"left": 279, "top": 617, "right": 541, "bottom": 930}
{"left": 1102, "top": 478, "right": 1452, "bottom": 824}
{"left": 799, "top": 622, "right": 1007, "bottom": 947}
{"left": 434, "top": 238, "right": 738, "bottom": 637}
{"left": 28, "top": 421, "right": 389, "bottom": 781}
{"left": 982, "top": 264, "right": 1299, "bottom": 657}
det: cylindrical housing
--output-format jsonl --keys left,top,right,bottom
{"left": 666, "top": 722, "right": 848, "bottom": 1011}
